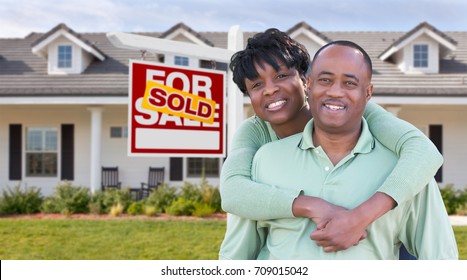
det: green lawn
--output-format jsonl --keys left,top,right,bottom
{"left": 0, "top": 218, "right": 465, "bottom": 259}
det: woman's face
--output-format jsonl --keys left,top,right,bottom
{"left": 244, "top": 60, "right": 308, "bottom": 128}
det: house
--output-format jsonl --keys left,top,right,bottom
{"left": 0, "top": 21, "right": 466, "bottom": 196}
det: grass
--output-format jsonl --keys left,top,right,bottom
{"left": 0, "top": 218, "right": 226, "bottom": 260}
{"left": 0, "top": 218, "right": 466, "bottom": 260}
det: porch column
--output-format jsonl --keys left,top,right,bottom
{"left": 386, "top": 106, "right": 402, "bottom": 117}
{"left": 227, "top": 25, "right": 243, "bottom": 153}
{"left": 88, "top": 106, "right": 104, "bottom": 193}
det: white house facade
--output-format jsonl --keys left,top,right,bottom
{"left": 1, "top": 21, "right": 466, "bottom": 196}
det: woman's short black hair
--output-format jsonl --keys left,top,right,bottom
{"left": 230, "top": 28, "right": 311, "bottom": 95}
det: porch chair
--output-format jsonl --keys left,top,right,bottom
{"left": 141, "top": 167, "right": 165, "bottom": 199}
{"left": 101, "top": 166, "right": 121, "bottom": 191}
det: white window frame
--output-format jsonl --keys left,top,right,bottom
{"left": 187, "top": 157, "right": 220, "bottom": 177}
{"left": 57, "top": 44, "right": 73, "bottom": 69}
{"left": 413, "top": 44, "right": 428, "bottom": 68}
{"left": 25, "top": 127, "right": 58, "bottom": 177}
{"left": 174, "top": 56, "right": 189, "bottom": 66}
{"left": 110, "top": 126, "right": 128, "bottom": 138}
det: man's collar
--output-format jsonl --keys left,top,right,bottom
{"left": 298, "top": 118, "right": 375, "bottom": 154}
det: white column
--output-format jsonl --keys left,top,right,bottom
{"left": 386, "top": 106, "right": 402, "bottom": 117}
{"left": 87, "top": 106, "right": 103, "bottom": 193}
{"left": 227, "top": 25, "right": 244, "bottom": 153}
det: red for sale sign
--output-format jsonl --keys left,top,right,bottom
{"left": 129, "top": 60, "right": 226, "bottom": 157}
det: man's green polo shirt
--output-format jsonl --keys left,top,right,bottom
{"left": 251, "top": 119, "right": 457, "bottom": 259}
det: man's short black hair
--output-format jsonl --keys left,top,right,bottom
{"left": 230, "top": 28, "right": 311, "bottom": 95}
{"left": 311, "top": 40, "right": 373, "bottom": 77}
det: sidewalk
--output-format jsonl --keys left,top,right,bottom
{"left": 449, "top": 215, "right": 467, "bottom": 226}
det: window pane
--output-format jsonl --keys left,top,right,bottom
{"left": 58, "top": 45, "right": 72, "bottom": 68}
{"left": 45, "top": 129, "right": 57, "bottom": 151}
{"left": 110, "top": 127, "right": 122, "bottom": 138}
{"left": 27, "top": 129, "right": 42, "bottom": 151}
{"left": 26, "top": 153, "right": 42, "bottom": 176}
{"left": 175, "top": 56, "right": 189, "bottom": 66}
{"left": 413, "top": 44, "right": 428, "bottom": 68}
{"left": 187, "top": 158, "right": 219, "bottom": 177}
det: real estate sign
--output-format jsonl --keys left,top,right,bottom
{"left": 129, "top": 60, "right": 226, "bottom": 157}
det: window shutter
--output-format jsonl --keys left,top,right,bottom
{"left": 61, "top": 124, "right": 74, "bottom": 180}
{"left": 429, "top": 125, "right": 443, "bottom": 182}
{"left": 9, "top": 124, "right": 22, "bottom": 180}
{"left": 169, "top": 157, "right": 183, "bottom": 181}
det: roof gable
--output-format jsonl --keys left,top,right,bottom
{"left": 31, "top": 23, "right": 106, "bottom": 61}
{"left": 159, "top": 22, "right": 214, "bottom": 47}
{"left": 379, "top": 21, "right": 457, "bottom": 61}
{"left": 286, "top": 21, "right": 331, "bottom": 46}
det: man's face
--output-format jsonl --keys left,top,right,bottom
{"left": 308, "top": 45, "right": 373, "bottom": 134}
{"left": 244, "top": 60, "right": 307, "bottom": 127}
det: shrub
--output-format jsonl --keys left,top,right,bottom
{"left": 109, "top": 203, "right": 124, "bottom": 217}
{"left": 179, "top": 178, "right": 222, "bottom": 213}
{"left": 88, "top": 191, "right": 105, "bottom": 214}
{"left": 41, "top": 182, "right": 91, "bottom": 214}
{"left": 192, "top": 202, "right": 216, "bottom": 217}
{"left": 127, "top": 201, "right": 145, "bottom": 215}
{"left": 199, "top": 178, "right": 222, "bottom": 213}
{"left": 145, "top": 183, "right": 178, "bottom": 213}
{"left": 180, "top": 182, "right": 203, "bottom": 202}
{"left": 166, "top": 197, "right": 195, "bottom": 216}
{"left": 440, "top": 184, "right": 467, "bottom": 215}
{"left": 144, "top": 205, "right": 158, "bottom": 217}
{"left": 101, "top": 188, "right": 132, "bottom": 214}
{"left": 0, "top": 185, "right": 43, "bottom": 214}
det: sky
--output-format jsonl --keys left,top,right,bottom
{"left": 1, "top": 0, "right": 466, "bottom": 38}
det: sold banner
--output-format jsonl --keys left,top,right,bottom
{"left": 129, "top": 60, "right": 225, "bottom": 157}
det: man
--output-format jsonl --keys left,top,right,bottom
{"left": 249, "top": 41, "right": 458, "bottom": 259}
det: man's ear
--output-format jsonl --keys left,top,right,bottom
{"left": 366, "top": 83, "right": 374, "bottom": 101}
{"left": 306, "top": 75, "right": 313, "bottom": 89}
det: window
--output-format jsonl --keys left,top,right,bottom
{"left": 26, "top": 128, "right": 58, "bottom": 177}
{"left": 58, "top": 45, "right": 72, "bottom": 68}
{"left": 175, "top": 56, "right": 189, "bottom": 66}
{"left": 413, "top": 44, "right": 428, "bottom": 68}
{"left": 187, "top": 158, "right": 219, "bottom": 177}
{"left": 110, "top": 126, "right": 128, "bottom": 138}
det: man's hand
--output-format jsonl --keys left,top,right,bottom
{"left": 310, "top": 210, "right": 368, "bottom": 252}
{"left": 292, "top": 195, "right": 368, "bottom": 252}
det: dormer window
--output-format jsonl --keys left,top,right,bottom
{"left": 31, "top": 23, "right": 105, "bottom": 75}
{"left": 58, "top": 45, "right": 72, "bottom": 68}
{"left": 413, "top": 44, "right": 428, "bottom": 68}
{"left": 175, "top": 56, "right": 189, "bottom": 66}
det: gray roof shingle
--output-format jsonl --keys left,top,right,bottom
{"left": 1, "top": 22, "right": 467, "bottom": 97}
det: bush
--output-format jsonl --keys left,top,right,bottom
{"left": 0, "top": 185, "right": 43, "bottom": 214}
{"left": 199, "top": 178, "right": 222, "bottom": 213}
{"left": 179, "top": 178, "right": 222, "bottom": 212}
{"left": 109, "top": 203, "right": 124, "bottom": 217}
{"left": 101, "top": 188, "right": 132, "bottom": 214}
{"left": 166, "top": 197, "right": 195, "bottom": 216}
{"left": 88, "top": 191, "right": 105, "bottom": 214}
{"left": 440, "top": 184, "right": 467, "bottom": 215}
{"left": 144, "top": 205, "right": 158, "bottom": 217}
{"left": 145, "top": 183, "right": 178, "bottom": 213}
{"left": 41, "top": 182, "right": 91, "bottom": 214}
{"left": 192, "top": 202, "right": 216, "bottom": 217}
{"left": 127, "top": 201, "right": 145, "bottom": 215}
